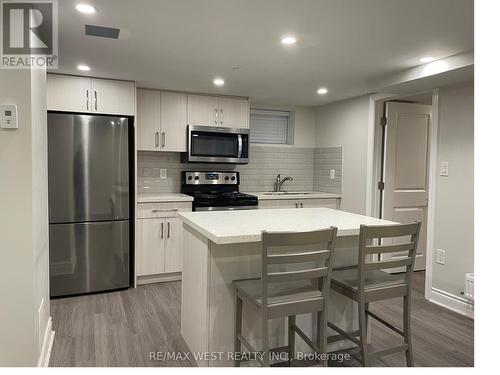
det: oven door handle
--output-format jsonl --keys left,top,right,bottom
{"left": 237, "top": 134, "right": 243, "bottom": 158}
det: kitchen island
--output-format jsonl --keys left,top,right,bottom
{"left": 178, "top": 208, "right": 397, "bottom": 366}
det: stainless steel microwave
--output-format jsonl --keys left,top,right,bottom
{"left": 186, "top": 125, "right": 249, "bottom": 164}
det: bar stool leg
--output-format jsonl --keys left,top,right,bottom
{"left": 234, "top": 294, "right": 242, "bottom": 367}
{"left": 318, "top": 310, "right": 328, "bottom": 367}
{"left": 403, "top": 295, "right": 414, "bottom": 367}
{"left": 288, "top": 315, "right": 295, "bottom": 366}
{"left": 262, "top": 317, "right": 270, "bottom": 366}
{"left": 358, "top": 301, "right": 369, "bottom": 366}
{"left": 365, "top": 303, "right": 370, "bottom": 342}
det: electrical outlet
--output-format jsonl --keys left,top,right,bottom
{"left": 330, "top": 169, "right": 335, "bottom": 180}
{"left": 436, "top": 249, "right": 445, "bottom": 265}
{"left": 440, "top": 162, "right": 449, "bottom": 177}
{"left": 160, "top": 168, "right": 167, "bottom": 179}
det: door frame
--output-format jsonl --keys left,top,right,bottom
{"left": 366, "top": 89, "right": 440, "bottom": 301}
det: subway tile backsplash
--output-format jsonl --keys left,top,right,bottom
{"left": 137, "top": 145, "right": 342, "bottom": 194}
{"left": 313, "top": 147, "right": 343, "bottom": 194}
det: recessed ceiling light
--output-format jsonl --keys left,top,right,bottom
{"left": 76, "top": 4, "right": 96, "bottom": 14}
{"left": 77, "top": 64, "right": 91, "bottom": 71}
{"left": 419, "top": 56, "right": 435, "bottom": 63}
{"left": 317, "top": 87, "right": 328, "bottom": 95}
{"left": 213, "top": 78, "right": 224, "bottom": 86}
{"left": 281, "top": 36, "right": 297, "bottom": 45}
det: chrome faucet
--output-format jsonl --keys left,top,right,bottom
{"left": 275, "top": 174, "right": 294, "bottom": 192}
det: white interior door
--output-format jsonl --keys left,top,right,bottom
{"left": 382, "top": 102, "right": 431, "bottom": 271}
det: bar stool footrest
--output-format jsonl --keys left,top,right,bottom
{"left": 366, "top": 310, "right": 404, "bottom": 337}
{"left": 327, "top": 321, "right": 361, "bottom": 346}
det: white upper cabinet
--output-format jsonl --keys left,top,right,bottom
{"left": 136, "top": 89, "right": 188, "bottom": 152}
{"left": 137, "top": 89, "right": 161, "bottom": 151}
{"left": 161, "top": 91, "right": 187, "bottom": 152}
{"left": 91, "top": 78, "right": 135, "bottom": 116}
{"left": 47, "top": 74, "right": 91, "bottom": 113}
{"left": 47, "top": 74, "right": 135, "bottom": 116}
{"left": 219, "top": 97, "right": 249, "bottom": 128}
{"left": 187, "top": 94, "right": 249, "bottom": 128}
{"left": 187, "top": 94, "right": 219, "bottom": 126}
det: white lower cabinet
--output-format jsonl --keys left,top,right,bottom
{"left": 136, "top": 218, "right": 165, "bottom": 276}
{"left": 258, "top": 198, "right": 339, "bottom": 210}
{"left": 136, "top": 201, "right": 190, "bottom": 282}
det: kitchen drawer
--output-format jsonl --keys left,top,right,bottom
{"left": 137, "top": 202, "right": 191, "bottom": 218}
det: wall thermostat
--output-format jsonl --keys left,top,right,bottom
{"left": 0, "top": 104, "right": 18, "bottom": 129}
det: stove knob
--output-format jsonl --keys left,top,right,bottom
{"left": 194, "top": 176, "right": 199, "bottom": 181}
{"left": 187, "top": 176, "right": 193, "bottom": 181}
{"left": 225, "top": 176, "right": 229, "bottom": 181}
{"left": 231, "top": 176, "right": 236, "bottom": 181}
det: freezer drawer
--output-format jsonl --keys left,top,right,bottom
{"left": 49, "top": 220, "right": 130, "bottom": 297}
{"left": 48, "top": 113, "right": 129, "bottom": 223}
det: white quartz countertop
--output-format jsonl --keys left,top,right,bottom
{"left": 247, "top": 191, "right": 341, "bottom": 200}
{"left": 137, "top": 193, "right": 193, "bottom": 203}
{"left": 179, "top": 208, "right": 397, "bottom": 244}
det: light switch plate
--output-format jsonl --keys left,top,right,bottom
{"left": 160, "top": 168, "right": 167, "bottom": 179}
{"left": 0, "top": 104, "right": 18, "bottom": 129}
{"left": 440, "top": 162, "right": 449, "bottom": 177}
{"left": 330, "top": 169, "right": 335, "bottom": 179}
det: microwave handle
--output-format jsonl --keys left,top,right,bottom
{"left": 237, "top": 134, "right": 243, "bottom": 158}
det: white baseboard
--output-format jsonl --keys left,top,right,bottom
{"left": 137, "top": 272, "right": 182, "bottom": 285}
{"left": 37, "top": 316, "right": 55, "bottom": 367}
{"left": 428, "top": 287, "right": 474, "bottom": 319}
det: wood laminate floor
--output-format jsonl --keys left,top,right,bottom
{"left": 49, "top": 272, "right": 473, "bottom": 367}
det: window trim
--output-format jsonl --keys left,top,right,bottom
{"left": 249, "top": 108, "right": 295, "bottom": 145}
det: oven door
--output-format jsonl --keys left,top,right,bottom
{"left": 188, "top": 125, "right": 249, "bottom": 164}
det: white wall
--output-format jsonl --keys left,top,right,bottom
{"left": 432, "top": 81, "right": 474, "bottom": 299}
{"left": 314, "top": 95, "right": 371, "bottom": 214}
{"left": 250, "top": 103, "right": 316, "bottom": 148}
{"left": 0, "top": 68, "right": 50, "bottom": 366}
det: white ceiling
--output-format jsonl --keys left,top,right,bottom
{"left": 56, "top": 0, "right": 474, "bottom": 106}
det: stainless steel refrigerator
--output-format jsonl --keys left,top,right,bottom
{"left": 48, "top": 113, "right": 130, "bottom": 297}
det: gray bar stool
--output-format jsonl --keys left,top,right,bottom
{"left": 327, "top": 222, "right": 421, "bottom": 366}
{"left": 233, "top": 227, "right": 338, "bottom": 367}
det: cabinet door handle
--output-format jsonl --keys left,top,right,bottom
{"left": 155, "top": 132, "right": 159, "bottom": 148}
{"left": 162, "top": 131, "right": 166, "bottom": 148}
{"left": 152, "top": 208, "right": 178, "bottom": 213}
{"left": 295, "top": 202, "right": 298, "bottom": 208}
{"left": 94, "top": 90, "right": 98, "bottom": 111}
{"left": 215, "top": 108, "right": 218, "bottom": 124}
{"left": 167, "top": 222, "right": 171, "bottom": 238}
{"left": 86, "top": 90, "right": 89, "bottom": 111}
{"left": 220, "top": 109, "right": 223, "bottom": 125}
{"left": 160, "top": 222, "right": 164, "bottom": 239}
{"left": 300, "top": 203, "right": 303, "bottom": 208}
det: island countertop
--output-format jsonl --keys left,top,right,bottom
{"left": 178, "top": 208, "right": 397, "bottom": 245}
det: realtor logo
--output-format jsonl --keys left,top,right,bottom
{"left": 1, "top": 0, "right": 58, "bottom": 69}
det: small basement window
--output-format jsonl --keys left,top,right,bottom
{"left": 249, "top": 109, "right": 295, "bottom": 145}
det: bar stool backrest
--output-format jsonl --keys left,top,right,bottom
{"left": 260, "top": 227, "right": 338, "bottom": 307}
{"left": 358, "top": 222, "right": 422, "bottom": 296}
